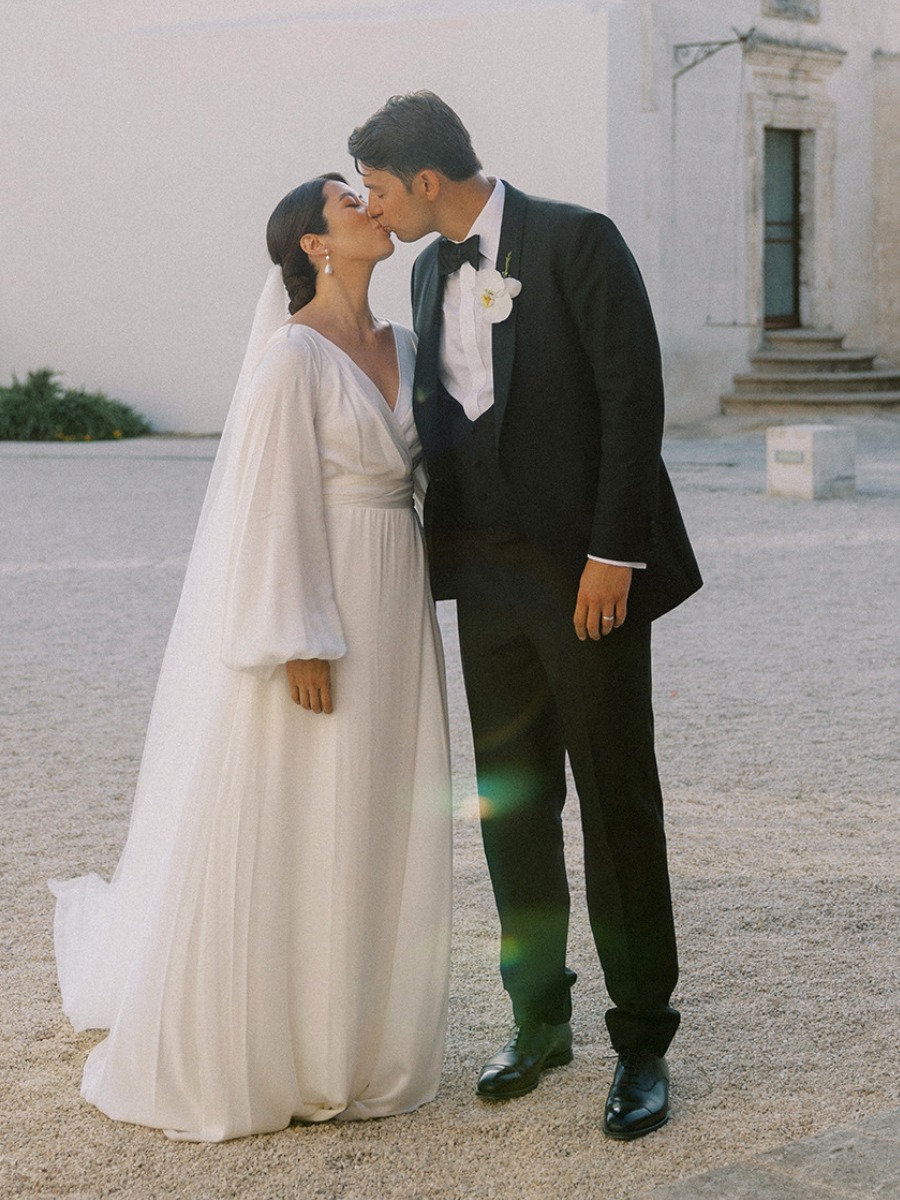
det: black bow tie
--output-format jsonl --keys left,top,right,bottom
{"left": 437, "top": 234, "right": 481, "bottom": 276}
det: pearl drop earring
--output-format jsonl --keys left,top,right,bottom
{"left": 324, "top": 252, "right": 333, "bottom": 276}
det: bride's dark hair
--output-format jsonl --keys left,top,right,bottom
{"left": 266, "top": 173, "right": 347, "bottom": 314}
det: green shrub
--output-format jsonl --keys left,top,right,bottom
{"left": 0, "top": 369, "right": 152, "bottom": 441}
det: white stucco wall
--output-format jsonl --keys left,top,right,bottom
{"left": 1, "top": 1, "right": 609, "bottom": 432}
{"left": 827, "top": 1, "right": 900, "bottom": 359}
{"left": 603, "top": 2, "right": 760, "bottom": 422}
{"left": 874, "top": 53, "right": 900, "bottom": 363}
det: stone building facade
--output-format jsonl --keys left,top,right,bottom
{"left": 609, "top": 0, "right": 900, "bottom": 420}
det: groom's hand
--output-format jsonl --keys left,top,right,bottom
{"left": 573, "top": 561, "right": 632, "bottom": 640}
{"left": 286, "top": 658, "right": 333, "bottom": 713}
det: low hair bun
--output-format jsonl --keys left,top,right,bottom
{"left": 265, "top": 173, "right": 347, "bottom": 314}
{"left": 281, "top": 267, "right": 316, "bottom": 316}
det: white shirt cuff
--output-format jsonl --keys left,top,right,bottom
{"left": 587, "top": 555, "right": 647, "bottom": 569}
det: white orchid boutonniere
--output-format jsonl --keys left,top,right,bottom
{"left": 474, "top": 251, "right": 521, "bottom": 324}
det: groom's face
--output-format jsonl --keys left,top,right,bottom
{"left": 360, "top": 166, "right": 435, "bottom": 243}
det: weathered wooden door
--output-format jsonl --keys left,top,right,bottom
{"left": 764, "top": 128, "right": 802, "bottom": 329}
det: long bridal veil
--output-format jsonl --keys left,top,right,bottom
{"left": 50, "top": 267, "right": 290, "bottom": 1030}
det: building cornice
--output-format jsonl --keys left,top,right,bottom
{"left": 745, "top": 30, "right": 846, "bottom": 80}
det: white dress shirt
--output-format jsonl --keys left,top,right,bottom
{"left": 438, "top": 178, "right": 644, "bottom": 570}
{"left": 438, "top": 178, "right": 505, "bottom": 422}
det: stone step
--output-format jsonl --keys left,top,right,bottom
{"left": 730, "top": 369, "right": 900, "bottom": 395}
{"left": 750, "top": 350, "right": 877, "bottom": 374}
{"left": 721, "top": 327, "right": 900, "bottom": 418}
{"left": 764, "top": 328, "right": 847, "bottom": 353}
{"left": 721, "top": 391, "right": 900, "bottom": 416}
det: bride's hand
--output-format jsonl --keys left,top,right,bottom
{"left": 286, "top": 659, "right": 333, "bottom": 713}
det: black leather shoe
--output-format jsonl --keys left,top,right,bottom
{"left": 476, "top": 1021, "right": 573, "bottom": 1099}
{"left": 602, "top": 1050, "right": 670, "bottom": 1139}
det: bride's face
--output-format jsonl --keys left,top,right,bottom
{"left": 321, "top": 181, "right": 394, "bottom": 266}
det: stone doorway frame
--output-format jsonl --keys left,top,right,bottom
{"left": 743, "top": 34, "right": 844, "bottom": 335}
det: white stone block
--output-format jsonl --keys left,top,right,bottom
{"left": 766, "top": 425, "right": 855, "bottom": 499}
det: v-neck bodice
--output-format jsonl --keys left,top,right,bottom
{"left": 286, "top": 321, "right": 403, "bottom": 413}
{"left": 256, "top": 321, "right": 421, "bottom": 510}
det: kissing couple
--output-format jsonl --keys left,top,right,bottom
{"left": 50, "top": 91, "right": 701, "bottom": 1143}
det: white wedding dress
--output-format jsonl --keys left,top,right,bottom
{"left": 50, "top": 303, "right": 452, "bottom": 1142}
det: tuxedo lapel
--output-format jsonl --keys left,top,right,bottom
{"left": 410, "top": 242, "right": 444, "bottom": 457}
{"left": 490, "top": 182, "right": 527, "bottom": 442}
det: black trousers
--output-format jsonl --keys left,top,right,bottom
{"left": 453, "top": 536, "right": 680, "bottom": 1056}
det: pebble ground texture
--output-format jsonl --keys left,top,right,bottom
{"left": 1, "top": 414, "right": 898, "bottom": 1199}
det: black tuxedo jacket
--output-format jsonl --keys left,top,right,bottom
{"left": 410, "top": 182, "right": 702, "bottom": 622}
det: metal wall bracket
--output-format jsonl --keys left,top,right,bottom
{"left": 673, "top": 27, "right": 756, "bottom": 80}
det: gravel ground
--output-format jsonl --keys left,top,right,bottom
{"left": 1, "top": 415, "right": 898, "bottom": 1199}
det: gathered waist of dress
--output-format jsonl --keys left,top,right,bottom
{"left": 322, "top": 479, "right": 414, "bottom": 509}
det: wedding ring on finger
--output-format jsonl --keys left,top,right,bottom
{"left": 602, "top": 615, "right": 615, "bottom": 623}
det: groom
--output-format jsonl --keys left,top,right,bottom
{"left": 349, "top": 92, "right": 701, "bottom": 1139}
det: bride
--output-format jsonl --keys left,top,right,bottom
{"left": 50, "top": 174, "right": 452, "bottom": 1142}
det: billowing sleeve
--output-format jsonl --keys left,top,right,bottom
{"left": 219, "top": 333, "right": 346, "bottom": 679}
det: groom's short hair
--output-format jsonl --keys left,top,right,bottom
{"left": 349, "top": 91, "right": 482, "bottom": 187}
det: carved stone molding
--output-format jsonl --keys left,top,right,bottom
{"left": 762, "top": 0, "right": 820, "bottom": 22}
{"left": 744, "top": 31, "right": 845, "bottom": 87}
